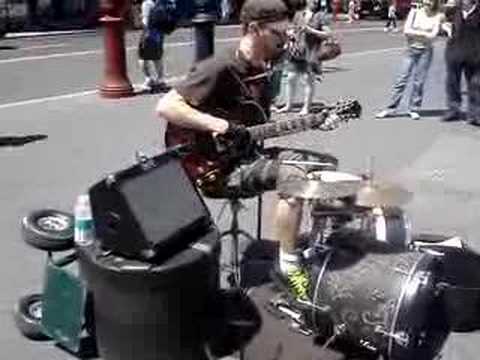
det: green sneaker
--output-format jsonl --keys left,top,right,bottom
{"left": 286, "top": 267, "right": 310, "bottom": 301}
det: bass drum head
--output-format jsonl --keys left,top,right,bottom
{"left": 309, "top": 248, "right": 449, "bottom": 360}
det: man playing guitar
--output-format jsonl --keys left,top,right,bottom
{"left": 156, "top": 0, "right": 343, "bottom": 302}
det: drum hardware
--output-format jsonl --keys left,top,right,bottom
{"left": 413, "top": 236, "right": 465, "bottom": 251}
{"left": 266, "top": 295, "right": 318, "bottom": 337}
{"left": 374, "top": 327, "right": 410, "bottom": 348}
{"left": 321, "top": 323, "right": 347, "bottom": 350}
{"left": 358, "top": 338, "right": 378, "bottom": 352}
{"left": 282, "top": 160, "right": 337, "bottom": 169}
{"left": 289, "top": 322, "right": 313, "bottom": 336}
{"left": 278, "top": 179, "right": 363, "bottom": 201}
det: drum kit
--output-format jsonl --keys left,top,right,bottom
{"left": 273, "top": 169, "right": 465, "bottom": 360}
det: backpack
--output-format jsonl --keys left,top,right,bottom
{"left": 148, "top": 0, "right": 179, "bottom": 34}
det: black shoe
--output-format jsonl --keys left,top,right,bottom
{"left": 467, "top": 118, "right": 480, "bottom": 127}
{"left": 441, "top": 111, "right": 463, "bottom": 122}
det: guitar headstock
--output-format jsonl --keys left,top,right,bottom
{"left": 317, "top": 99, "right": 362, "bottom": 131}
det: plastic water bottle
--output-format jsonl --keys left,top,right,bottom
{"left": 74, "top": 194, "right": 95, "bottom": 246}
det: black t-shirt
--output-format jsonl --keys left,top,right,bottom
{"left": 175, "top": 49, "right": 272, "bottom": 126}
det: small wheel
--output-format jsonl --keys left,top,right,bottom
{"left": 22, "top": 209, "right": 74, "bottom": 251}
{"left": 14, "top": 293, "right": 50, "bottom": 341}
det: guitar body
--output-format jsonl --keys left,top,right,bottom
{"left": 165, "top": 124, "right": 234, "bottom": 184}
{"left": 165, "top": 100, "right": 268, "bottom": 185}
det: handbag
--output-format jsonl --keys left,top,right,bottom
{"left": 287, "top": 27, "right": 307, "bottom": 62}
{"left": 317, "top": 39, "right": 342, "bottom": 62}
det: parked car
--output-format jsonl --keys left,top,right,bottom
{"left": 358, "top": 0, "right": 411, "bottom": 19}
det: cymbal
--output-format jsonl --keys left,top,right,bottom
{"left": 355, "top": 181, "right": 413, "bottom": 207}
{"left": 278, "top": 179, "right": 363, "bottom": 200}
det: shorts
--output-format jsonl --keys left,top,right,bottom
{"left": 138, "top": 29, "right": 164, "bottom": 60}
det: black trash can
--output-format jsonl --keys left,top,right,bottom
{"left": 77, "top": 229, "right": 220, "bottom": 360}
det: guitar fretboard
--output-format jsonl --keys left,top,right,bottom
{"left": 248, "top": 112, "right": 327, "bottom": 141}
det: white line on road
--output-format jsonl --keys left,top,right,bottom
{"left": 0, "top": 46, "right": 402, "bottom": 110}
{"left": 0, "top": 76, "right": 185, "bottom": 110}
{"left": 0, "top": 39, "right": 240, "bottom": 64}
{"left": 5, "top": 29, "right": 97, "bottom": 39}
{"left": 0, "top": 27, "right": 387, "bottom": 65}
{"left": 18, "top": 43, "right": 66, "bottom": 51}
{"left": 342, "top": 46, "right": 404, "bottom": 57}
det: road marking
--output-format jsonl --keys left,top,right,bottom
{"left": 0, "top": 38, "right": 241, "bottom": 64}
{"left": 0, "top": 46, "right": 404, "bottom": 110}
{"left": 0, "top": 76, "right": 185, "bottom": 110}
{"left": 342, "top": 46, "right": 404, "bottom": 57}
{"left": 19, "top": 43, "right": 66, "bottom": 51}
{"left": 5, "top": 29, "right": 97, "bottom": 39}
{"left": 0, "top": 27, "right": 388, "bottom": 65}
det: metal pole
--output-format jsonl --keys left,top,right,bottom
{"left": 192, "top": 0, "right": 218, "bottom": 62}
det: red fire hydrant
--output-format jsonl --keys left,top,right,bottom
{"left": 98, "top": 0, "right": 134, "bottom": 98}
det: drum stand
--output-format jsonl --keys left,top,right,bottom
{"left": 218, "top": 196, "right": 261, "bottom": 289}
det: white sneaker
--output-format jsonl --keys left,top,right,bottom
{"left": 384, "top": 27, "right": 390, "bottom": 32}
{"left": 142, "top": 78, "right": 155, "bottom": 90}
{"left": 392, "top": 28, "right": 399, "bottom": 33}
{"left": 409, "top": 111, "right": 420, "bottom": 120}
{"left": 375, "top": 109, "right": 396, "bottom": 118}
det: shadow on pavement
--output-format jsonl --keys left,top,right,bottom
{"left": 0, "top": 45, "right": 18, "bottom": 50}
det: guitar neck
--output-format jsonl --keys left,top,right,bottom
{"left": 248, "top": 112, "right": 327, "bottom": 141}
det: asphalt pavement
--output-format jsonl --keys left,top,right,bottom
{"left": 1, "top": 20, "right": 480, "bottom": 359}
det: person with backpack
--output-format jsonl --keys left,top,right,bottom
{"left": 138, "top": 0, "right": 177, "bottom": 92}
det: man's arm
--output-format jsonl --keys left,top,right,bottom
{"left": 156, "top": 89, "right": 230, "bottom": 134}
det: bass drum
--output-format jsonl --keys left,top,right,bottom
{"left": 309, "top": 249, "right": 449, "bottom": 360}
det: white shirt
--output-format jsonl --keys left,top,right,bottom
{"left": 404, "top": 8, "right": 443, "bottom": 49}
{"left": 141, "top": 0, "right": 155, "bottom": 27}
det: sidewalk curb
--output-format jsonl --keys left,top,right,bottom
{"left": 5, "top": 29, "right": 97, "bottom": 39}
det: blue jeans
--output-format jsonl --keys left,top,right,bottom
{"left": 387, "top": 46, "right": 433, "bottom": 112}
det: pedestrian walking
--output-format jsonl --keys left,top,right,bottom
{"left": 347, "top": 0, "right": 358, "bottom": 23}
{"left": 277, "top": 0, "right": 332, "bottom": 115}
{"left": 384, "top": 0, "right": 398, "bottom": 32}
{"left": 138, "top": 0, "right": 168, "bottom": 92}
{"left": 376, "top": 0, "right": 444, "bottom": 120}
{"left": 220, "top": 0, "right": 233, "bottom": 23}
{"left": 442, "top": 0, "right": 480, "bottom": 126}
{"left": 333, "top": 0, "right": 341, "bottom": 21}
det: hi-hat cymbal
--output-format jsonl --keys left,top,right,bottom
{"left": 278, "top": 179, "right": 363, "bottom": 200}
{"left": 355, "top": 181, "right": 413, "bottom": 207}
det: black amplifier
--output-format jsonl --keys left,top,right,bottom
{"left": 89, "top": 150, "right": 213, "bottom": 262}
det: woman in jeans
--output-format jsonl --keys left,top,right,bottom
{"left": 376, "top": 0, "right": 444, "bottom": 120}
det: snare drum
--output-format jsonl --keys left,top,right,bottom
{"left": 309, "top": 249, "right": 449, "bottom": 360}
